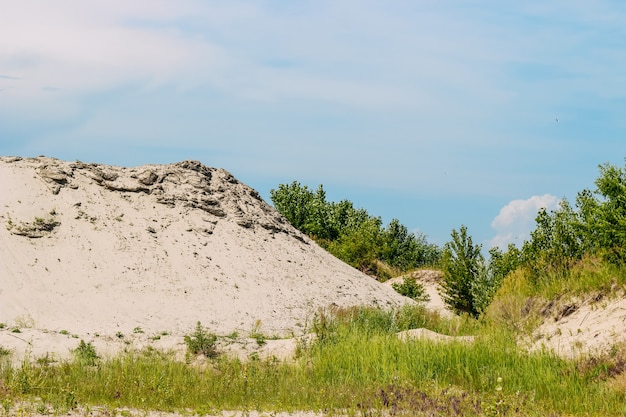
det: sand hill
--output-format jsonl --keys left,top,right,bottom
{"left": 0, "top": 156, "right": 413, "bottom": 361}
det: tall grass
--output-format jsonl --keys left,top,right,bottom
{"left": 1, "top": 305, "right": 625, "bottom": 416}
{"left": 485, "top": 258, "right": 626, "bottom": 333}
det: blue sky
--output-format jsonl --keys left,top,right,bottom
{"left": 1, "top": 1, "right": 625, "bottom": 249}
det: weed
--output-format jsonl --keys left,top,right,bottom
{"left": 0, "top": 346, "right": 10, "bottom": 357}
{"left": 36, "top": 401, "right": 48, "bottom": 415}
{"left": 58, "top": 330, "right": 70, "bottom": 335}
{"left": 184, "top": 321, "right": 218, "bottom": 358}
{"left": 73, "top": 340, "right": 99, "bottom": 366}
{"left": 133, "top": 326, "right": 144, "bottom": 334}
{"left": 115, "top": 331, "right": 124, "bottom": 339}
{"left": 36, "top": 354, "right": 56, "bottom": 367}
{"left": 14, "top": 316, "right": 35, "bottom": 328}
{"left": 250, "top": 320, "right": 267, "bottom": 346}
{"left": 1, "top": 399, "right": 11, "bottom": 414}
{"left": 6, "top": 212, "right": 60, "bottom": 238}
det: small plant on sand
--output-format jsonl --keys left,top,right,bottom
{"left": 250, "top": 320, "right": 267, "bottom": 346}
{"left": 73, "top": 340, "right": 99, "bottom": 366}
{"left": 6, "top": 210, "right": 60, "bottom": 238}
{"left": 0, "top": 346, "right": 10, "bottom": 357}
{"left": 391, "top": 276, "right": 430, "bottom": 303}
{"left": 184, "top": 321, "right": 218, "bottom": 358}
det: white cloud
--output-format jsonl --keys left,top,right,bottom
{"left": 489, "top": 194, "right": 560, "bottom": 249}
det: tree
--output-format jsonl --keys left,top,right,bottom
{"left": 518, "top": 160, "right": 626, "bottom": 271}
{"left": 577, "top": 161, "right": 626, "bottom": 262}
{"left": 271, "top": 181, "right": 441, "bottom": 278}
{"left": 439, "top": 225, "right": 489, "bottom": 317}
{"left": 327, "top": 217, "right": 383, "bottom": 274}
{"left": 380, "top": 220, "right": 441, "bottom": 270}
{"left": 488, "top": 244, "right": 522, "bottom": 284}
{"left": 269, "top": 181, "right": 314, "bottom": 231}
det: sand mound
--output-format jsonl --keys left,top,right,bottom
{"left": 530, "top": 292, "right": 626, "bottom": 358}
{"left": 0, "top": 156, "right": 412, "bottom": 361}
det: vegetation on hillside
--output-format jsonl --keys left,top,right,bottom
{"left": 270, "top": 182, "right": 441, "bottom": 279}
{"left": 2, "top": 161, "right": 625, "bottom": 416}
{"left": 272, "top": 160, "right": 626, "bottom": 317}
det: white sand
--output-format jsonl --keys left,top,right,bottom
{"left": 0, "top": 156, "right": 415, "bottom": 362}
{"left": 530, "top": 293, "right": 626, "bottom": 358}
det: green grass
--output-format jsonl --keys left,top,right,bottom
{"left": 1, "top": 305, "right": 625, "bottom": 416}
{"left": 486, "top": 258, "right": 626, "bottom": 336}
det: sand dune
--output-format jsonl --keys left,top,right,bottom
{"left": 0, "top": 156, "right": 412, "bottom": 361}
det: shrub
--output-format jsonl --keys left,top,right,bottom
{"left": 73, "top": 340, "right": 99, "bottom": 366}
{"left": 184, "top": 322, "right": 218, "bottom": 358}
{"left": 0, "top": 346, "right": 11, "bottom": 357}
{"left": 391, "top": 276, "right": 430, "bottom": 303}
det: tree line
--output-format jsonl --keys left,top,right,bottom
{"left": 270, "top": 182, "right": 441, "bottom": 279}
{"left": 440, "top": 160, "right": 626, "bottom": 317}
{"left": 271, "top": 160, "right": 626, "bottom": 318}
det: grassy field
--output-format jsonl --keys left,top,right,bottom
{"left": 1, "top": 300, "right": 625, "bottom": 416}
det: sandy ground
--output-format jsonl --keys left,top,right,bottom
{"left": 530, "top": 292, "right": 626, "bottom": 358}
{"left": 0, "top": 156, "right": 419, "bottom": 364}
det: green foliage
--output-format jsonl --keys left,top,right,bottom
{"left": 440, "top": 225, "right": 499, "bottom": 317}
{"left": 1, "top": 307, "right": 624, "bottom": 415}
{"left": 521, "top": 200, "right": 584, "bottom": 280}
{"left": 488, "top": 160, "right": 626, "bottom": 288}
{"left": 0, "top": 346, "right": 10, "bottom": 357}
{"left": 73, "top": 340, "right": 99, "bottom": 366}
{"left": 381, "top": 219, "right": 441, "bottom": 270}
{"left": 484, "top": 159, "right": 626, "bottom": 313}
{"left": 326, "top": 216, "right": 382, "bottom": 273}
{"left": 576, "top": 161, "right": 626, "bottom": 262}
{"left": 270, "top": 181, "right": 441, "bottom": 277}
{"left": 391, "top": 276, "right": 430, "bottom": 303}
{"left": 488, "top": 244, "right": 523, "bottom": 287}
{"left": 184, "top": 321, "right": 218, "bottom": 358}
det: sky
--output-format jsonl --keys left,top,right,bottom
{"left": 1, "top": 1, "right": 625, "bottom": 251}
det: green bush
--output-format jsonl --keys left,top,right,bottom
{"left": 270, "top": 181, "right": 441, "bottom": 278}
{"left": 184, "top": 322, "right": 218, "bottom": 358}
{"left": 73, "top": 340, "right": 99, "bottom": 366}
{"left": 391, "top": 276, "right": 430, "bottom": 303}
